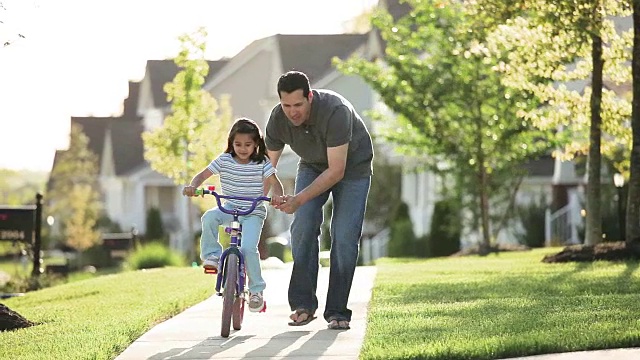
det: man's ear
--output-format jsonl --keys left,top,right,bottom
{"left": 307, "top": 91, "right": 313, "bottom": 103}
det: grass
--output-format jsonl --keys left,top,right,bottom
{"left": 2, "top": 248, "right": 640, "bottom": 360}
{"left": 361, "top": 247, "right": 640, "bottom": 360}
{"left": 1, "top": 266, "right": 212, "bottom": 360}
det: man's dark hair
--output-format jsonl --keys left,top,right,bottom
{"left": 277, "top": 70, "right": 310, "bottom": 98}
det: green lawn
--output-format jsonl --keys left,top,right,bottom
{"left": 1, "top": 267, "right": 212, "bottom": 360}
{"left": 361, "top": 248, "right": 640, "bottom": 360}
{"left": 1, "top": 248, "right": 640, "bottom": 360}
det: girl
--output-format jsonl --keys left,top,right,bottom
{"left": 183, "top": 117, "right": 284, "bottom": 312}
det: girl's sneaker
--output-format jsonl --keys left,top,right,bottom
{"left": 249, "top": 292, "right": 265, "bottom": 312}
{"left": 202, "top": 256, "right": 219, "bottom": 272}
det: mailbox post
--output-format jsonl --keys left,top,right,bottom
{"left": 0, "top": 193, "right": 43, "bottom": 277}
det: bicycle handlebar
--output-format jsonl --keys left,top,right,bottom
{"left": 195, "top": 186, "right": 271, "bottom": 216}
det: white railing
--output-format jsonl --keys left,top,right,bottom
{"left": 545, "top": 204, "right": 580, "bottom": 246}
{"left": 360, "top": 228, "right": 390, "bottom": 265}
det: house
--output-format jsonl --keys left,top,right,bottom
{"left": 50, "top": 60, "right": 229, "bottom": 255}
{"left": 202, "top": 33, "right": 370, "bottom": 237}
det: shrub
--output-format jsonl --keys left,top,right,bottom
{"left": 515, "top": 196, "right": 546, "bottom": 248}
{"left": 387, "top": 202, "right": 417, "bottom": 257}
{"left": 145, "top": 207, "right": 166, "bottom": 243}
{"left": 425, "top": 198, "right": 462, "bottom": 257}
{"left": 125, "top": 242, "right": 185, "bottom": 270}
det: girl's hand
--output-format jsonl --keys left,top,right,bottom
{"left": 270, "top": 195, "right": 286, "bottom": 206}
{"left": 182, "top": 185, "right": 197, "bottom": 197}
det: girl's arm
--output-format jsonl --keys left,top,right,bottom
{"left": 183, "top": 167, "right": 214, "bottom": 197}
{"left": 265, "top": 173, "right": 284, "bottom": 205}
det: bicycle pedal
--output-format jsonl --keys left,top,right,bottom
{"left": 203, "top": 268, "right": 218, "bottom": 275}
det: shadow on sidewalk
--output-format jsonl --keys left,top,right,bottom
{"left": 147, "top": 335, "right": 255, "bottom": 360}
{"left": 145, "top": 329, "right": 340, "bottom": 360}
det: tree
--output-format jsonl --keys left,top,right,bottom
{"left": 471, "top": 0, "right": 632, "bottom": 246}
{"left": 142, "top": 27, "right": 232, "bottom": 255}
{"left": 336, "top": 0, "right": 555, "bottom": 251}
{"left": 0, "top": 1, "right": 28, "bottom": 48}
{"left": 627, "top": 0, "right": 640, "bottom": 246}
{"left": 47, "top": 123, "right": 102, "bottom": 252}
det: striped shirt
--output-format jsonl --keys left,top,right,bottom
{"left": 207, "top": 153, "right": 275, "bottom": 219}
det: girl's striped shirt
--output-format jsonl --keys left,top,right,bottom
{"left": 207, "top": 153, "right": 275, "bottom": 219}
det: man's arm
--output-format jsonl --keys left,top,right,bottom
{"left": 276, "top": 144, "right": 348, "bottom": 214}
{"left": 267, "top": 149, "right": 283, "bottom": 167}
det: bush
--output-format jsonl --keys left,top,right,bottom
{"left": 425, "top": 198, "right": 462, "bottom": 257}
{"left": 125, "top": 242, "right": 185, "bottom": 270}
{"left": 145, "top": 207, "right": 165, "bottom": 243}
{"left": 387, "top": 202, "right": 417, "bottom": 257}
{"left": 515, "top": 196, "right": 546, "bottom": 248}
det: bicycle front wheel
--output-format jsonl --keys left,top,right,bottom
{"left": 221, "top": 253, "right": 238, "bottom": 338}
{"left": 232, "top": 272, "right": 246, "bottom": 330}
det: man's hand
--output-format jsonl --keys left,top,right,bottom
{"left": 275, "top": 195, "right": 300, "bottom": 214}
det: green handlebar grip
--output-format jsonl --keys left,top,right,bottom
{"left": 195, "top": 188, "right": 203, "bottom": 196}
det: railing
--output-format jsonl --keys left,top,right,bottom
{"left": 360, "top": 228, "right": 390, "bottom": 265}
{"left": 545, "top": 204, "right": 580, "bottom": 246}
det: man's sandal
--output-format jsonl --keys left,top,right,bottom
{"left": 327, "top": 316, "right": 350, "bottom": 330}
{"left": 288, "top": 308, "right": 317, "bottom": 326}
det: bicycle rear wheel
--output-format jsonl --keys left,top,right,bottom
{"left": 232, "top": 273, "right": 246, "bottom": 330}
{"left": 221, "top": 253, "right": 238, "bottom": 338}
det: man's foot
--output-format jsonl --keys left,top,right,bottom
{"left": 248, "top": 292, "right": 265, "bottom": 312}
{"left": 288, "top": 308, "right": 317, "bottom": 326}
{"left": 327, "top": 319, "right": 350, "bottom": 330}
{"left": 202, "top": 255, "right": 219, "bottom": 273}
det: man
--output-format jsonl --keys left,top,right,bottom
{"left": 265, "top": 70, "right": 373, "bottom": 330}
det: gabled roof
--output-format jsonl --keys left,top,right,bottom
{"left": 379, "top": 0, "right": 412, "bottom": 21}
{"left": 145, "top": 59, "right": 230, "bottom": 108}
{"left": 56, "top": 81, "right": 145, "bottom": 177}
{"left": 109, "top": 118, "right": 145, "bottom": 175}
{"left": 276, "top": 34, "right": 369, "bottom": 82}
{"left": 523, "top": 155, "right": 555, "bottom": 177}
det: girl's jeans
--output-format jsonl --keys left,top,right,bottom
{"left": 288, "top": 165, "right": 371, "bottom": 322}
{"left": 200, "top": 208, "right": 266, "bottom": 294}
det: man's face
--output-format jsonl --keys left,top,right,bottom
{"left": 279, "top": 89, "right": 312, "bottom": 127}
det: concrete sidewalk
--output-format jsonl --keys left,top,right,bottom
{"left": 115, "top": 264, "right": 377, "bottom": 360}
{"left": 498, "top": 348, "right": 640, "bottom": 360}
{"left": 115, "top": 262, "right": 640, "bottom": 360}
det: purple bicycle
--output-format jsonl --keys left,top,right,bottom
{"left": 195, "top": 185, "right": 270, "bottom": 338}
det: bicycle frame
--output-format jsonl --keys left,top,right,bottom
{"left": 195, "top": 185, "right": 271, "bottom": 296}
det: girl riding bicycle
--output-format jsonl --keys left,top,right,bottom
{"left": 183, "top": 117, "right": 284, "bottom": 312}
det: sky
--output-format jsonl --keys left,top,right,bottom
{"left": 0, "top": 0, "right": 377, "bottom": 172}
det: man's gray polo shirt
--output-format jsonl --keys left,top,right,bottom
{"left": 265, "top": 89, "right": 374, "bottom": 179}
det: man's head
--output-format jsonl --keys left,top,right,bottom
{"left": 277, "top": 71, "right": 313, "bottom": 127}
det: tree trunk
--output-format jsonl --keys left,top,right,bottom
{"left": 585, "top": 33, "right": 604, "bottom": 246}
{"left": 627, "top": 0, "right": 640, "bottom": 246}
{"left": 0, "top": 304, "right": 34, "bottom": 332}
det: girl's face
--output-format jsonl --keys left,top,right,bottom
{"left": 232, "top": 132, "right": 257, "bottom": 164}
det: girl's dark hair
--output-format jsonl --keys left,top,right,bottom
{"left": 277, "top": 70, "right": 311, "bottom": 98}
{"left": 225, "top": 118, "right": 269, "bottom": 162}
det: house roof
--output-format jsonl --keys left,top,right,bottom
{"left": 145, "top": 59, "right": 230, "bottom": 108}
{"left": 379, "top": 0, "right": 412, "bottom": 21}
{"left": 110, "top": 118, "right": 145, "bottom": 176}
{"left": 276, "top": 34, "right": 369, "bottom": 82}
{"left": 56, "top": 81, "right": 145, "bottom": 177}
{"left": 523, "top": 155, "right": 555, "bottom": 177}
